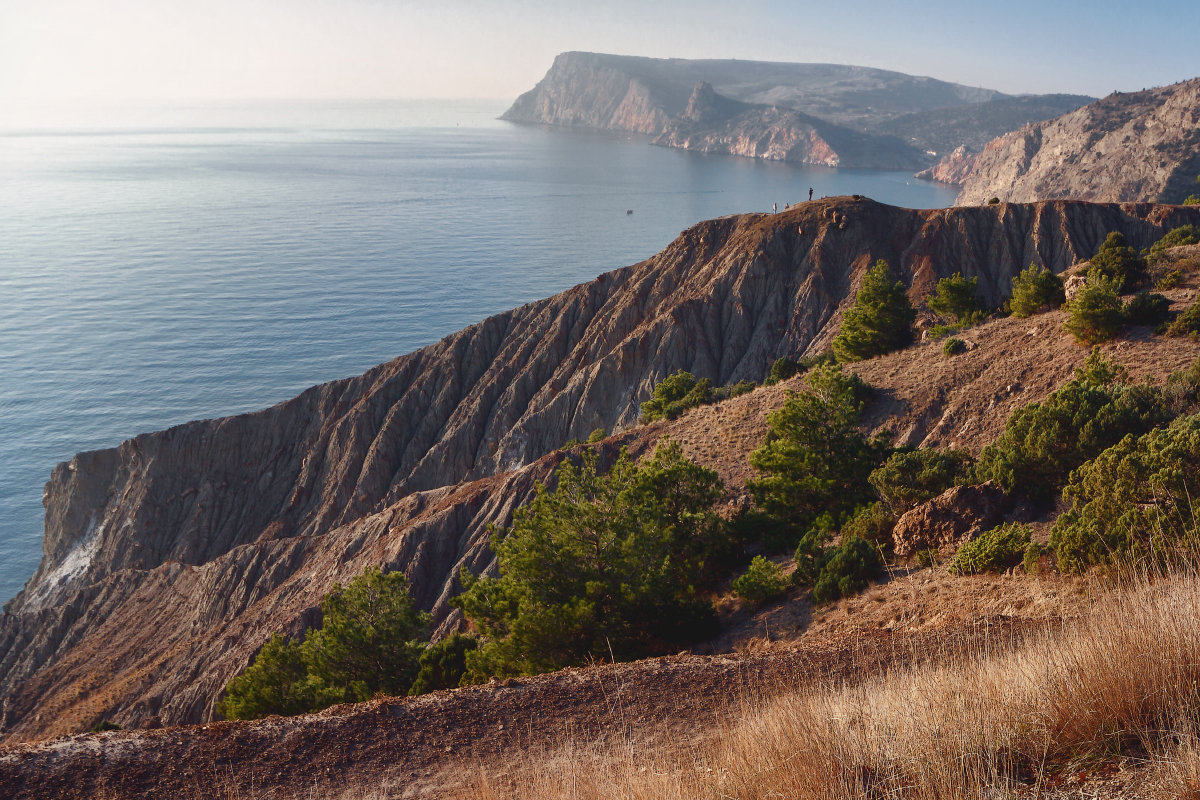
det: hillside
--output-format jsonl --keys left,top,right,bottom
{"left": 1, "top": 197, "right": 1197, "bottom": 749}
{"left": 944, "top": 77, "right": 1200, "bottom": 204}
{"left": 501, "top": 52, "right": 1092, "bottom": 168}
{"left": 4, "top": 265, "right": 1200, "bottom": 796}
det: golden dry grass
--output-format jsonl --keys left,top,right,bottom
{"left": 452, "top": 568, "right": 1200, "bottom": 800}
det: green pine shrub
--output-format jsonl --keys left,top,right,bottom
{"left": 927, "top": 323, "right": 957, "bottom": 340}
{"left": 1064, "top": 274, "right": 1124, "bottom": 344}
{"left": 1165, "top": 298, "right": 1200, "bottom": 338}
{"left": 943, "top": 337, "right": 966, "bottom": 356}
{"left": 732, "top": 556, "right": 791, "bottom": 606}
{"left": 1050, "top": 414, "right": 1200, "bottom": 572}
{"left": 916, "top": 548, "right": 939, "bottom": 569}
{"left": 1087, "top": 231, "right": 1145, "bottom": 290}
{"left": 1122, "top": 292, "right": 1172, "bottom": 327}
{"left": 408, "top": 633, "right": 478, "bottom": 695}
{"left": 1149, "top": 225, "right": 1200, "bottom": 264}
{"left": 766, "top": 356, "right": 800, "bottom": 385}
{"left": 640, "top": 370, "right": 713, "bottom": 422}
{"left": 454, "top": 440, "right": 726, "bottom": 680}
{"left": 811, "top": 535, "right": 884, "bottom": 605}
{"left": 587, "top": 428, "right": 606, "bottom": 443}
{"left": 218, "top": 568, "right": 431, "bottom": 720}
{"left": 927, "top": 273, "right": 985, "bottom": 325}
{"left": 1009, "top": 263, "right": 1066, "bottom": 318}
{"left": 975, "top": 349, "right": 1169, "bottom": 505}
{"left": 832, "top": 259, "right": 916, "bottom": 363}
{"left": 747, "top": 365, "right": 886, "bottom": 543}
{"left": 840, "top": 501, "right": 898, "bottom": 549}
{"left": 869, "top": 448, "right": 974, "bottom": 516}
{"left": 1156, "top": 268, "right": 1183, "bottom": 290}
{"left": 948, "top": 523, "right": 1031, "bottom": 575}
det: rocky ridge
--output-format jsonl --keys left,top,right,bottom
{"left": 2, "top": 198, "right": 1199, "bottom": 744}
{"left": 944, "top": 77, "right": 1200, "bottom": 205}
{"left": 502, "top": 52, "right": 1091, "bottom": 169}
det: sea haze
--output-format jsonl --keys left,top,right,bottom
{"left": 0, "top": 99, "right": 957, "bottom": 602}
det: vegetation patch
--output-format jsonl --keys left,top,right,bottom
{"left": 1009, "top": 263, "right": 1065, "bottom": 318}
{"left": 1086, "top": 231, "right": 1145, "bottom": 290}
{"left": 1063, "top": 274, "right": 1124, "bottom": 344}
{"left": 832, "top": 259, "right": 916, "bottom": 362}
{"left": 810, "top": 535, "right": 884, "bottom": 605}
{"left": 869, "top": 448, "right": 973, "bottom": 516}
{"left": 731, "top": 556, "right": 790, "bottom": 607}
{"left": 927, "top": 272, "right": 986, "bottom": 326}
{"left": 948, "top": 523, "right": 1031, "bottom": 575}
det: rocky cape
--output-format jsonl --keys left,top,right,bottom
{"left": 929, "top": 77, "right": 1200, "bottom": 205}
{"left": 502, "top": 52, "right": 1092, "bottom": 169}
{"left": 3, "top": 198, "right": 1199, "bottom": 744}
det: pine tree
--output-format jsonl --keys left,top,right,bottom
{"left": 832, "top": 260, "right": 916, "bottom": 362}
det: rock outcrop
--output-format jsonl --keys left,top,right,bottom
{"left": 3, "top": 198, "right": 1199, "bottom": 743}
{"left": 503, "top": 52, "right": 1091, "bottom": 170}
{"left": 891, "top": 482, "right": 1012, "bottom": 558}
{"left": 950, "top": 78, "right": 1200, "bottom": 205}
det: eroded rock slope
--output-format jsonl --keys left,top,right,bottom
{"left": 2, "top": 198, "right": 1197, "bottom": 742}
{"left": 950, "top": 77, "right": 1200, "bottom": 205}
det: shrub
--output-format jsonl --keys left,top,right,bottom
{"left": 717, "top": 380, "right": 758, "bottom": 400}
{"left": 987, "top": 196, "right": 1001, "bottom": 205}
{"left": 927, "top": 273, "right": 985, "bottom": 325}
{"left": 91, "top": 720, "right": 121, "bottom": 733}
{"left": 1050, "top": 415, "right": 1200, "bottom": 572}
{"left": 1063, "top": 274, "right": 1124, "bottom": 344}
{"left": 1087, "top": 231, "right": 1145, "bottom": 290}
{"left": 948, "top": 523, "right": 1031, "bottom": 575}
{"left": 732, "top": 556, "right": 791, "bottom": 606}
{"left": 840, "top": 501, "right": 898, "bottom": 549}
{"left": 926, "top": 323, "right": 956, "bottom": 340}
{"left": 1149, "top": 225, "right": 1200, "bottom": 263}
{"left": 640, "top": 370, "right": 712, "bottom": 422}
{"left": 811, "top": 535, "right": 884, "bottom": 605}
{"left": 832, "top": 259, "right": 916, "bottom": 362}
{"left": 455, "top": 440, "right": 725, "bottom": 680}
{"left": 1155, "top": 268, "right": 1183, "bottom": 290}
{"left": 793, "top": 527, "right": 832, "bottom": 585}
{"left": 1009, "top": 263, "right": 1066, "bottom": 318}
{"left": 587, "top": 428, "right": 606, "bottom": 443}
{"left": 747, "top": 365, "right": 886, "bottom": 542}
{"left": 1023, "top": 541, "right": 1047, "bottom": 575}
{"left": 915, "top": 548, "right": 938, "bottom": 568}
{"left": 942, "top": 337, "right": 966, "bottom": 355}
{"left": 766, "top": 356, "right": 800, "bottom": 385}
{"left": 408, "top": 633, "right": 478, "bottom": 695}
{"left": 1165, "top": 298, "right": 1200, "bottom": 338}
{"left": 218, "top": 568, "right": 431, "bottom": 720}
{"left": 975, "top": 349, "right": 1169, "bottom": 505}
{"left": 1122, "top": 292, "right": 1172, "bottom": 326}
{"left": 869, "top": 448, "right": 974, "bottom": 515}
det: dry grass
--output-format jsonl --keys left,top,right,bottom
{"left": 452, "top": 568, "right": 1200, "bottom": 799}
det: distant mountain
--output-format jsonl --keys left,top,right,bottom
{"left": 946, "top": 78, "right": 1200, "bottom": 205}
{"left": 502, "top": 52, "right": 1094, "bottom": 169}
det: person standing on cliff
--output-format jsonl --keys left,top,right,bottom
{"left": 773, "top": 202, "right": 777, "bottom": 213}
{"left": 809, "top": 187, "right": 814, "bottom": 201}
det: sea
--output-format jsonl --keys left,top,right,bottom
{"left": 0, "top": 99, "right": 957, "bottom": 603}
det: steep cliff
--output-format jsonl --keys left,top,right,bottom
{"left": 502, "top": 53, "right": 1093, "bottom": 169}
{"left": 951, "top": 78, "right": 1200, "bottom": 204}
{"left": 654, "top": 83, "right": 926, "bottom": 169}
{"left": 2, "top": 198, "right": 1198, "bottom": 743}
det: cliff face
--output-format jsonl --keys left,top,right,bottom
{"left": 3, "top": 199, "right": 1198, "bottom": 742}
{"left": 952, "top": 78, "right": 1200, "bottom": 205}
{"left": 502, "top": 53, "right": 1093, "bottom": 170}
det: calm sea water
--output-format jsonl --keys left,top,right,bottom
{"left": 0, "top": 100, "right": 956, "bottom": 602}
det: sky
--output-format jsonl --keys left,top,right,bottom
{"left": 2, "top": 0, "right": 1197, "bottom": 118}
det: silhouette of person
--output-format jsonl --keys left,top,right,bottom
{"left": 808, "top": 187, "right": 814, "bottom": 201}
{"left": 773, "top": 202, "right": 777, "bottom": 213}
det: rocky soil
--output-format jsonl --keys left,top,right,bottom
{"left": 2, "top": 198, "right": 1199, "bottom": 746}
{"left": 950, "top": 77, "right": 1200, "bottom": 205}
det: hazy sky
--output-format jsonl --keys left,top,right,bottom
{"left": 2, "top": 0, "right": 1197, "bottom": 114}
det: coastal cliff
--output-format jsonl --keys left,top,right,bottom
{"left": 502, "top": 52, "right": 1091, "bottom": 169}
{"left": 946, "top": 77, "right": 1200, "bottom": 204}
{"left": 3, "top": 198, "right": 1199, "bottom": 742}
